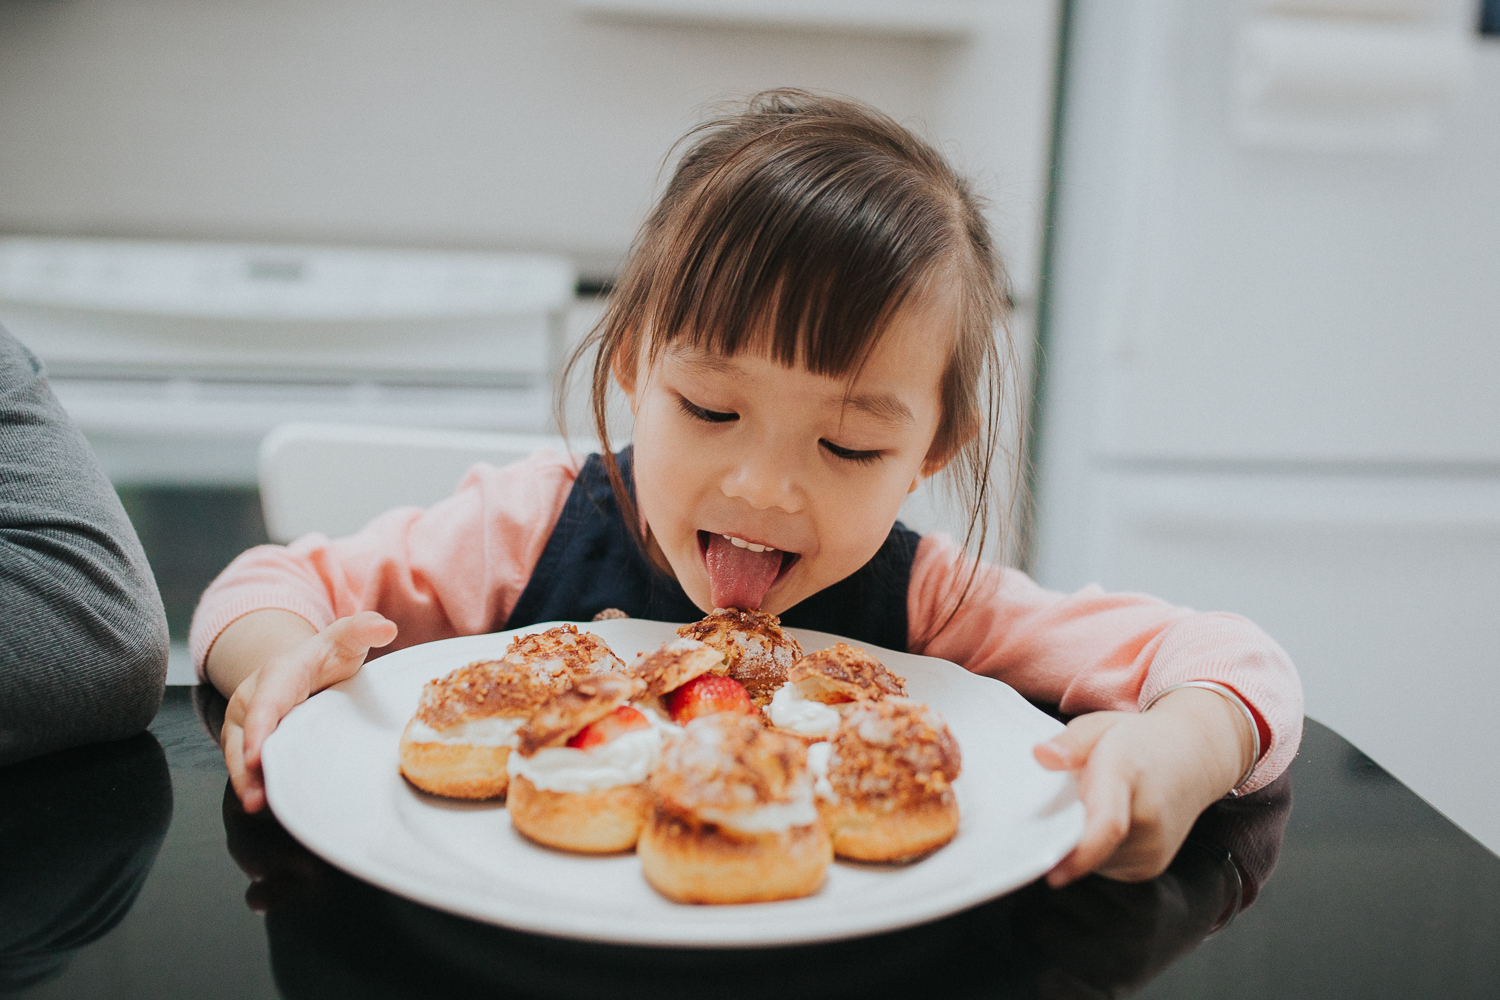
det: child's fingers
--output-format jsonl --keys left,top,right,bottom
{"left": 242, "top": 614, "right": 397, "bottom": 769}
{"left": 1046, "top": 751, "right": 1132, "bottom": 887}
{"left": 229, "top": 612, "right": 398, "bottom": 813}
{"left": 241, "top": 660, "right": 316, "bottom": 769}
{"left": 241, "top": 773, "right": 267, "bottom": 813}
{"left": 223, "top": 720, "right": 246, "bottom": 793}
{"left": 315, "top": 612, "right": 398, "bottom": 680}
{"left": 223, "top": 721, "right": 267, "bottom": 814}
{"left": 1034, "top": 711, "right": 1125, "bottom": 771}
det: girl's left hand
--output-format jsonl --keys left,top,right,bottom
{"left": 1033, "top": 687, "right": 1254, "bottom": 886}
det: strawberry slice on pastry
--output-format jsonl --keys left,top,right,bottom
{"left": 568, "top": 705, "right": 652, "bottom": 749}
{"left": 664, "top": 674, "right": 755, "bottom": 724}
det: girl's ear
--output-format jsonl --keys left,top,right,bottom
{"left": 911, "top": 455, "right": 947, "bottom": 495}
{"left": 611, "top": 327, "right": 642, "bottom": 409}
{"left": 920, "top": 408, "right": 979, "bottom": 480}
{"left": 919, "top": 452, "right": 955, "bottom": 481}
{"left": 909, "top": 450, "right": 949, "bottom": 494}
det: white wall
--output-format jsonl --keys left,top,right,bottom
{"left": 0, "top": 0, "right": 1057, "bottom": 295}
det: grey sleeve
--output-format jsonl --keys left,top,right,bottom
{"left": 0, "top": 326, "right": 169, "bottom": 765}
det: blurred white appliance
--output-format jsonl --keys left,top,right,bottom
{"left": 1034, "top": 1, "right": 1500, "bottom": 853}
{"left": 0, "top": 237, "right": 576, "bottom": 484}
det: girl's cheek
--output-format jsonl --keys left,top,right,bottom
{"left": 664, "top": 417, "right": 712, "bottom": 458}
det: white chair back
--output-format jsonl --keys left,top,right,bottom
{"left": 258, "top": 423, "right": 589, "bottom": 543}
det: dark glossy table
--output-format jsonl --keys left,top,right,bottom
{"left": 3, "top": 687, "right": 1498, "bottom": 999}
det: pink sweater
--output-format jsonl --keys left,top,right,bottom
{"left": 191, "top": 450, "right": 1302, "bottom": 792}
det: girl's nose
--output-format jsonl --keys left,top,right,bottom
{"left": 721, "top": 445, "right": 805, "bottom": 513}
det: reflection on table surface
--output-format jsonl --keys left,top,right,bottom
{"left": 2, "top": 688, "right": 1498, "bottom": 999}
{"left": 0, "top": 734, "right": 171, "bottom": 993}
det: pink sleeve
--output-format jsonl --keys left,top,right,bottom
{"left": 188, "top": 449, "right": 581, "bottom": 680}
{"left": 907, "top": 534, "right": 1302, "bottom": 793}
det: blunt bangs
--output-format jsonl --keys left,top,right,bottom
{"left": 640, "top": 126, "right": 964, "bottom": 378}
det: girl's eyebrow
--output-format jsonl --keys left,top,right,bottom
{"left": 832, "top": 391, "right": 914, "bottom": 426}
{"left": 672, "top": 351, "right": 744, "bottom": 378}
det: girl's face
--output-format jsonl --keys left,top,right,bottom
{"left": 621, "top": 295, "right": 955, "bottom": 615}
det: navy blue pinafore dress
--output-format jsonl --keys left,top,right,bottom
{"left": 505, "top": 449, "right": 920, "bottom": 652}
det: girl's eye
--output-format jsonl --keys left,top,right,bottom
{"left": 677, "top": 396, "right": 738, "bottom": 423}
{"left": 820, "top": 439, "right": 882, "bottom": 465}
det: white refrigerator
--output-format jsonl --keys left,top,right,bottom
{"left": 1033, "top": 0, "right": 1500, "bottom": 853}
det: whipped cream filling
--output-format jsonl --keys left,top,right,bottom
{"left": 636, "top": 704, "right": 682, "bottom": 732}
{"left": 507, "top": 725, "right": 664, "bottom": 794}
{"left": 406, "top": 715, "right": 526, "bottom": 747}
{"left": 696, "top": 789, "right": 818, "bottom": 833}
{"left": 805, "top": 740, "right": 835, "bottom": 801}
{"left": 767, "top": 682, "right": 841, "bottom": 738}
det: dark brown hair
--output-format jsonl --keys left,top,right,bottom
{"left": 561, "top": 89, "right": 1022, "bottom": 633}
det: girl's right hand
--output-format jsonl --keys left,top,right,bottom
{"left": 221, "top": 612, "right": 399, "bottom": 813}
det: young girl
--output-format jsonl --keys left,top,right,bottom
{"left": 195, "top": 90, "right": 1301, "bottom": 888}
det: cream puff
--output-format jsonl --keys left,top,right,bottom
{"left": 815, "top": 697, "right": 962, "bottom": 863}
{"left": 638, "top": 713, "right": 832, "bottom": 904}
{"left": 399, "top": 624, "right": 624, "bottom": 800}
{"left": 766, "top": 642, "right": 907, "bottom": 742}
{"left": 626, "top": 637, "right": 727, "bottom": 704}
{"left": 677, "top": 609, "right": 803, "bottom": 707}
{"left": 625, "top": 637, "right": 758, "bottom": 725}
{"left": 505, "top": 674, "right": 663, "bottom": 853}
{"left": 499, "top": 622, "right": 627, "bottom": 679}
{"left": 399, "top": 660, "right": 560, "bottom": 800}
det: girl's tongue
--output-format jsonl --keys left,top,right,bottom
{"left": 704, "top": 534, "right": 783, "bottom": 610}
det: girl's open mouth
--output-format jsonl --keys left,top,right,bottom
{"left": 696, "top": 531, "right": 800, "bottom": 610}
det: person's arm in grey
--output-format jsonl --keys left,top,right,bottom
{"left": 0, "top": 326, "right": 168, "bottom": 764}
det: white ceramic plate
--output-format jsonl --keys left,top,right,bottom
{"left": 262, "top": 619, "right": 1084, "bottom": 948}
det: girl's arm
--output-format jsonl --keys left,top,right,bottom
{"left": 192, "top": 449, "right": 580, "bottom": 810}
{"left": 190, "top": 448, "right": 581, "bottom": 681}
{"left": 907, "top": 534, "right": 1302, "bottom": 882}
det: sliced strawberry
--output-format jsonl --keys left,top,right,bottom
{"left": 567, "top": 705, "right": 651, "bottom": 749}
{"left": 665, "top": 674, "right": 755, "bottom": 724}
